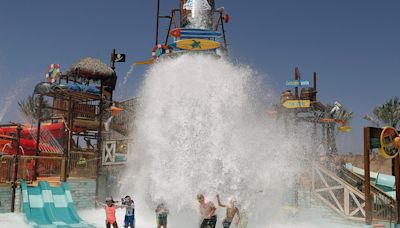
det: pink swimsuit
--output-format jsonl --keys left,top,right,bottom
{"left": 105, "top": 205, "right": 117, "bottom": 224}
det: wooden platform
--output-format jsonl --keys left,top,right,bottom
{"left": 30, "top": 176, "right": 61, "bottom": 187}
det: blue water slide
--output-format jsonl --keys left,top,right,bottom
{"left": 21, "top": 181, "right": 95, "bottom": 227}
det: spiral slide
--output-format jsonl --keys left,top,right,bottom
{"left": 21, "top": 181, "right": 95, "bottom": 227}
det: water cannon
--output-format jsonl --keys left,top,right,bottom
{"left": 379, "top": 127, "right": 400, "bottom": 158}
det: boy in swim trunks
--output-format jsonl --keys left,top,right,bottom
{"left": 96, "top": 196, "right": 125, "bottom": 228}
{"left": 197, "top": 194, "right": 217, "bottom": 228}
{"left": 216, "top": 194, "right": 240, "bottom": 228}
{"left": 155, "top": 202, "right": 169, "bottom": 228}
{"left": 121, "top": 195, "right": 135, "bottom": 228}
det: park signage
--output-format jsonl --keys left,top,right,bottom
{"left": 102, "top": 140, "right": 127, "bottom": 165}
{"left": 282, "top": 100, "right": 311, "bottom": 109}
{"left": 379, "top": 127, "right": 400, "bottom": 158}
{"left": 285, "top": 80, "right": 310, "bottom": 87}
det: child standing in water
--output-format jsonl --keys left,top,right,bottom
{"left": 216, "top": 194, "right": 240, "bottom": 228}
{"left": 197, "top": 194, "right": 217, "bottom": 228}
{"left": 121, "top": 195, "right": 135, "bottom": 228}
{"left": 96, "top": 196, "right": 125, "bottom": 228}
{"left": 155, "top": 202, "right": 169, "bottom": 228}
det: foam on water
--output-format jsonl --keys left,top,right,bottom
{"left": 119, "top": 54, "right": 318, "bottom": 227}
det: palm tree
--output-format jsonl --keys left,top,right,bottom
{"left": 363, "top": 97, "right": 400, "bottom": 176}
{"left": 18, "top": 95, "right": 51, "bottom": 122}
{"left": 363, "top": 97, "right": 400, "bottom": 129}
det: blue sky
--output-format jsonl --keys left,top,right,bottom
{"left": 0, "top": 1, "right": 399, "bottom": 153}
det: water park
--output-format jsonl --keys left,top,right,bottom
{"left": 0, "top": 0, "right": 399, "bottom": 227}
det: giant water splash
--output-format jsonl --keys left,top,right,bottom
{"left": 120, "top": 54, "right": 313, "bottom": 226}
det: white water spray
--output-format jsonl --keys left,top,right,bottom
{"left": 120, "top": 54, "right": 313, "bottom": 227}
{"left": 123, "top": 64, "right": 135, "bottom": 85}
{"left": 0, "top": 78, "right": 31, "bottom": 122}
{"left": 185, "top": 0, "right": 213, "bottom": 29}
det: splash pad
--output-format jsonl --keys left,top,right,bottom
{"left": 118, "top": 54, "right": 314, "bottom": 227}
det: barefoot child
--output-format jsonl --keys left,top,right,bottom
{"left": 197, "top": 194, "right": 217, "bottom": 228}
{"left": 96, "top": 196, "right": 125, "bottom": 228}
{"left": 216, "top": 194, "right": 240, "bottom": 228}
{"left": 155, "top": 202, "right": 169, "bottom": 228}
{"left": 121, "top": 195, "right": 135, "bottom": 228}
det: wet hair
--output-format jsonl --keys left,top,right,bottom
{"left": 197, "top": 194, "right": 204, "bottom": 200}
{"left": 229, "top": 197, "right": 238, "bottom": 206}
{"left": 106, "top": 196, "right": 114, "bottom": 203}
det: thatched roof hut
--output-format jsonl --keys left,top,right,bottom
{"left": 63, "top": 57, "right": 117, "bottom": 91}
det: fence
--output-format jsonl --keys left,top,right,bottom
{"left": 68, "top": 151, "right": 98, "bottom": 178}
{"left": 312, "top": 163, "right": 396, "bottom": 222}
{"left": 0, "top": 155, "right": 65, "bottom": 184}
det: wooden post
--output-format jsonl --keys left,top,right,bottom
{"left": 294, "top": 67, "right": 299, "bottom": 99}
{"left": 34, "top": 95, "right": 43, "bottom": 180}
{"left": 95, "top": 80, "right": 105, "bottom": 199}
{"left": 364, "top": 127, "right": 372, "bottom": 225}
{"left": 344, "top": 188, "right": 349, "bottom": 216}
{"left": 64, "top": 96, "right": 73, "bottom": 182}
{"left": 110, "top": 49, "right": 116, "bottom": 71}
{"left": 60, "top": 158, "right": 66, "bottom": 181}
{"left": 313, "top": 72, "right": 317, "bottom": 101}
{"left": 11, "top": 125, "right": 22, "bottom": 212}
{"left": 395, "top": 153, "right": 400, "bottom": 224}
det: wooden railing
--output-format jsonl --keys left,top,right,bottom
{"left": 312, "top": 164, "right": 396, "bottom": 222}
{"left": 68, "top": 151, "right": 98, "bottom": 178}
{"left": 0, "top": 155, "right": 65, "bottom": 183}
{"left": 341, "top": 167, "right": 396, "bottom": 221}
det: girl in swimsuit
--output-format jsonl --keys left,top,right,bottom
{"left": 216, "top": 194, "right": 240, "bottom": 228}
{"left": 96, "top": 196, "right": 125, "bottom": 228}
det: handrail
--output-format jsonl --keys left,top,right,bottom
{"left": 312, "top": 163, "right": 396, "bottom": 222}
{"left": 342, "top": 168, "right": 395, "bottom": 203}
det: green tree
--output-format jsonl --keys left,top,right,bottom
{"left": 18, "top": 95, "right": 51, "bottom": 122}
{"left": 363, "top": 97, "right": 400, "bottom": 128}
{"left": 363, "top": 97, "right": 400, "bottom": 176}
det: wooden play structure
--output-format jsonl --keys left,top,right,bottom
{"left": 0, "top": 50, "right": 133, "bottom": 212}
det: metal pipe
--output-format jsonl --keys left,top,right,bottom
{"left": 220, "top": 12, "right": 227, "bottom": 48}
{"left": 155, "top": 0, "right": 161, "bottom": 45}
{"left": 165, "top": 11, "right": 174, "bottom": 44}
